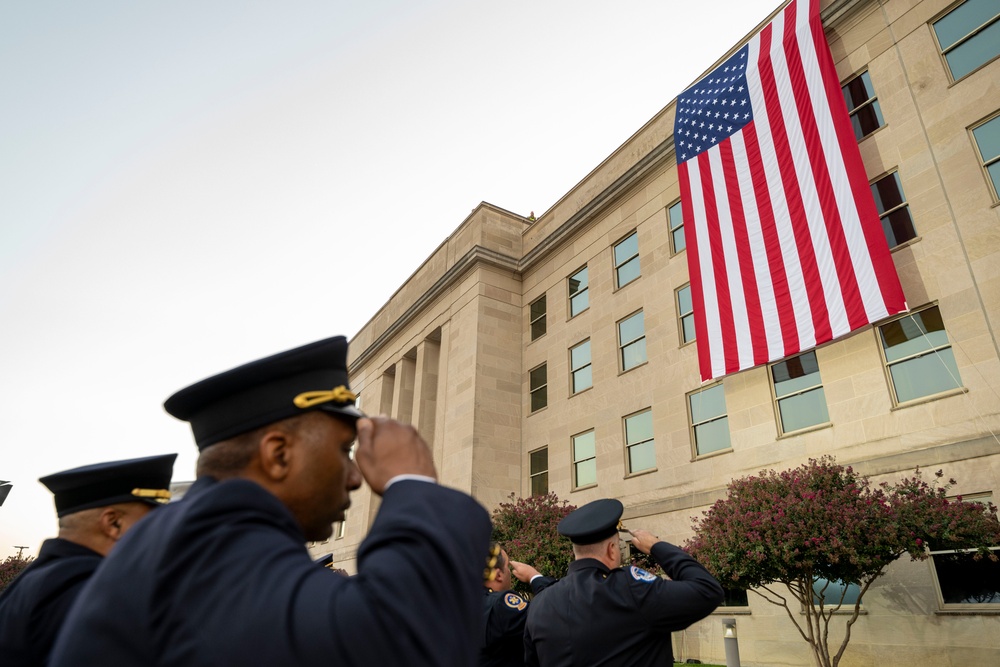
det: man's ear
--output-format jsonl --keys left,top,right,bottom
{"left": 99, "top": 507, "right": 125, "bottom": 541}
{"left": 606, "top": 539, "right": 618, "bottom": 565}
{"left": 257, "top": 427, "right": 293, "bottom": 481}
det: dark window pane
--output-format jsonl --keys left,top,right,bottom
{"left": 529, "top": 448, "right": 548, "bottom": 474}
{"left": 943, "top": 19, "right": 1000, "bottom": 79}
{"left": 530, "top": 385, "right": 547, "bottom": 412}
{"left": 529, "top": 365, "right": 547, "bottom": 389}
{"left": 842, "top": 71, "right": 876, "bottom": 110}
{"left": 882, "top": 207, "right": 917, "bottom": 247}
{"left": 933, "top": 0, "right": 1000, "bottom": 50}
{"left": 530, "top": 471, "right": 549, "bottom": 496}
{"left": 720, "top": 588, "right": 750, "bottom": 607}
{"left": 851, "top": 100, "right": 884, "bottom": 139}
{"left": 933, "top": 552, "right": 1000, "bottom": 603}
{"left": 530, "top": 296, "right": 546, "bottom": 321}
{"left": 871, "top": 173, "right": 906, "bottom": 214}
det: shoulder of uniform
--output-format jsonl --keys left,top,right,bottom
{"left": 501, "top": 591, "right": 528, "bottom": 611}
{"left": 625, "top": 564, "right": 660, "bottom": 583}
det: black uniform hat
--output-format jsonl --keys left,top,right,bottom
{"left": 39, "top": 454, "right": 177, "bottom": 518}
{"left": 558, "top": 498, "right": 625, "bottom": 545}
{"left": 164, "top": 336, "right": 363, "bottom": 450}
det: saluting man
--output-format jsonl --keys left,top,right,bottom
{"left": 524, "top": 498, "right": 724, "bottom": 667}
{"left": 0, "top": 454, "right": 176, "bottom": 667}
{"left": 50, "top": 336, "right": 492, "bottom": 666}
{"left": 480, "top": 545, "right": 554, "bottom": 667}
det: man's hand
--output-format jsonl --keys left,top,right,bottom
{"left": 354, "top": 416, "right": 437, "bottom": 496}
{"left": 510, "top": 560, "right": 542, "bottom": 583}
{"left": 628, "top": 529, "right": 661, "bottom": 555}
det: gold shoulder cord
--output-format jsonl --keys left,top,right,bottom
{"left": 484, "top": 543, "right": 501, "bottom": 583}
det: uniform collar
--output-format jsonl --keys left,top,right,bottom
{"left": 568, "top": 557, "right": 612, "bottom": 575}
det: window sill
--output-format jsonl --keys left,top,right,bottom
{"left": 692, "top": 447, "right": 733, "bottom": 462}
{"left": 856, "top": 123, "right": 888, "bottom": 143}
{"left": 679, "top": 338, "right": 696, "bottom": 349}
{"left": 528, "top": 406, "right": 549, "bottom": 417}
{"left": 570, "top": 386, "right": 593, "bottom": 398}
{"left": 567, "top": 308, "right": 590, "bottom": 321}
{"left": 571, "top": 483, "right": 598, "bottom": 493}
{"left": 613, "top": 277, "right": 641, "bottom": 294}
{"left": 800, "top": 608, "right": 867, "bottom": 616}
{"left": 946, "top": 54, "right": 1000, "bottom": 88}
{"left": 889, "top": 235, "right": 922, "bottom": 252}
{"left": 890, "top": 386, "right": 968, "bottom": 411}
{"left": 777, "top": 421, "right": 833, "bottom": 440}
{"left": 624, "top": 467, "right": 657, "bottom": 480}
{"left": 934, "top": 608, "right": 1000, "bottom": 615}
{"left": 712, "top": 608, "right": 752, "bottom": 615}
{"left": 669, "top": 248, "right": 687, "bottom": 258}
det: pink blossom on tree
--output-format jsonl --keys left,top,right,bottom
{"left": 686, "top": 456, "right": 1000, "bottom": 667}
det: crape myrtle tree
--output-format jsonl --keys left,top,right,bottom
{"left": 491, "top": 492, "right": 576, "bottom": 597}
{"left": 1, "top": 554, "right": 33, "bottom": 593}
{"left": 686, "top": 456, "right": 1000, "bottom": 667}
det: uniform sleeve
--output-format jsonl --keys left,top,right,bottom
{"left": 530, "top": 576, "right": 556, "bottom": 595}
{"left": 628, "top": 541, "right": 724, "bottom": 631}
{"left": 293, "top": 480, "right": 492, "bottom": 667}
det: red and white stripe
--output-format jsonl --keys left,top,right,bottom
{"left": 678, "top": 0, "right": 906, "bottom": 381}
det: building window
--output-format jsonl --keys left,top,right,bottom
{"left": 618, "top": 311, "right": 647, "bottom": 372}
{"left": 932, "top": 0, "right": 1000, "bottom": 81}
{"left": 530, "top": 294, "right": 547, "bottom": 340}
{"left": 841, "top": 70, "right": 884, "bottom": 140}
{"left": 614, "top": 232, "right": 641, "bottom": 288}
{"left": 719, "top": 588, "right": 750, "bottom": 607}
{"left": 689, "top": 383, "right": 730, "bottom": 456}
{"left": 568, "top": 266, "right": 589, "bottom": 317}
{"left": 770, "top": 351, "right": 830, "bottom": 435}
{"left": 624, "top": 409, "right": 656, "bottom": 474}
{"left": 972, "top": 114, "right": 1000, "bottom": 201}
{"left": 529, "top": 364, "right": 548, "bottom": 412}
{"left": 529, "top": 447, "right": 548, "bottom": 496}
{"left": 877, "top": 306, "right": 963, "bottom": 405}
{"left": 570, "top": 340, "right": 592, "bottom": 394}
{"left": 931, "top": 494, "right": 1000, "bottom": 605}
{"left": 871, "top": 171, "right": 918, "bottom": 247}
{"left": 668, "top": 201, "right": 685, "bottom": 254}
{"left": 813, "top": 578, "right": 861, "bottom": 607}
{"left": 677, "top": 284, "right": 695, "bottom": 344}
{"left": 572, "top": 430, "right": 597, "bottom": 489}
{"left": 335, "top": 517, "right": 346, "bottom": 539}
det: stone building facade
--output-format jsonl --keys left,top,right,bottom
{"left": 312, "top": 0, "right": 1000, "bottom": 663}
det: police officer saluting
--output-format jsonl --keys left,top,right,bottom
{"left": 0, "top": 454, "right": 176, "bottom": 666}
{"left": 480, "top": 545, "right": 554, "bottom": 667}
{"left": 50, "top": 336, "right": 492, "bottom": 666}
{"left": 524, "top": 498, "right": 724, "bottom": 667}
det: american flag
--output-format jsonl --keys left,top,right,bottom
{"left": 674, "top": 0, "right": 906, "bottom": 382}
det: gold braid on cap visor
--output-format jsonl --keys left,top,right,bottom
{"left": 131, "top": 488, "right": 171, "bottom": 503}
{"left": 293, "top": 386, "right": 357, "bottom": 409}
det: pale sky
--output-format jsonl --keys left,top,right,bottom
{"left": 1, "top": 0, "right": 781, "bottom": 557}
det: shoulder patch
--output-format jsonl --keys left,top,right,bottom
{"left": 504, "top": 593, "right": 527, "bottom": 610}
{"left": 630, "top": 565, "right": 659, "bottom": 583}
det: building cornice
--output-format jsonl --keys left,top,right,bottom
{"left": 349, "top": 245, "right": 519, "bottom": 372}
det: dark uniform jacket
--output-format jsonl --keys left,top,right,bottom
{"left": 0, "top": 538, "right": 102, "bottom": 667}
{"left": 480, "top": 576, "right": 555, "bottom": 667}
{"left": 49, "top": 476, "right": 491, "bottom": 667}
{"left": 524, "top": 542, "right": 724, "bottom": 667}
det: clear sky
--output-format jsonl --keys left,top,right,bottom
{"left": 0, "top": 0, "right": 781, "bottom": 556}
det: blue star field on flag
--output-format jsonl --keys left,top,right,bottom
{"left": 675, "top": 45, "right": 753, "bottom": 164}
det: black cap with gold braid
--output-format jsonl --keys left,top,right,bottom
{"left": 39, "top": 454, "right": 177, "bottom": 518}
{"left": 164, "top": 336, "right": 364, "bottom": 450}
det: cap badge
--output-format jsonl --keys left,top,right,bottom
{"left": 293, "top": 386, "right": 356, "bottom": 409}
